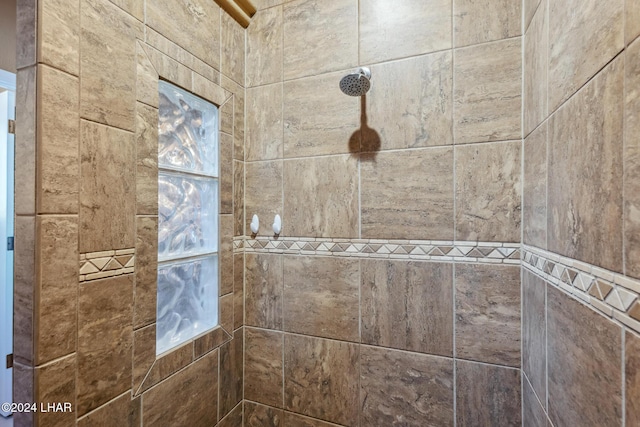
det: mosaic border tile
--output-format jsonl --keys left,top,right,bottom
{"left": 79, "top": 248, "right": 136, "bottom": 282}
{"left": 234, "top": 236, "right": 521, "bottom": 264}
{"left": 522, "top": 244, "right": 640, "bottom": 334}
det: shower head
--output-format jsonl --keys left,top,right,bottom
{"left": 339, "top": 67, "right": 371, "bottom": 96}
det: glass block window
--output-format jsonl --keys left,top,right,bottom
{"left": 156, "top": 81, "right": 219, "bottom": 355}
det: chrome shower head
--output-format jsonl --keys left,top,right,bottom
{"left": 339, "top": 67, "right": 371, "bottom": 96}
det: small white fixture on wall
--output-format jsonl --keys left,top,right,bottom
{"left": 250, "top": 214, "right": 259, "bottom": 234}
{"left": 272, "top": 214, "right": 282, "bottom": 236}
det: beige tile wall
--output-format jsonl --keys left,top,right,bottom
{"left": 14, "top": 0, "right": 246, "bottom": 425}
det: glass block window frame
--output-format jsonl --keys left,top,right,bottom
{"left": 156, "top": 80, "right": 220, "bottom": 355}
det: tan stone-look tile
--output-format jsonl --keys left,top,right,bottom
{"left": 360, "top": 345, "right": 454, "bottom": 426}
{"left": 522, "top": 270, "right": 546, "bottom": 405}
{"left": 79, "top": 120, "right": 136, "bottom": 253}
{"left": 233, "top": 254, "right": 244, "bottom": 329}
{"left": 13, "top": 363, "right": 34, "bottom": 426}
{"left": 146, "top": 0, "right": 221, "bottom": 70}
{"left": 219, "top": 330, "right": 244, "bottom": 419}
{"left": 285, "top": 334, "right": 359, "bottom": 426}
{"left": 362, "top": 148, "right": 453, "bottom": 240}
{"left": 142, "top": 349, "right": 218, "bottom": 426}
{"left": 245, "top": 328, "right": 284, "bottom": 408}
{"left": 220, "top": 215, "right": 234, "bottom": 296}
{"left": 194, "top": 327, "right": 232, "bottom": 358}
{"left": 625, "top": 38, "right": 640, "bottom": 279}
{"left": 454, "top": 38, "right": 522, "bottom": 144}
{"left": 140, "top": 343, "right": 193, "bottom": 393}
{"left": 366, "top": 52, "right": 453, "bottom": 151}
{"left": 132, "top": 324, "right": 155, "bottom": 394}
{"left": 14, "top": 216, "right": 35, "bottom": 364}
{"left": 524, "top": 0, "right": 548, "bottom": 136}
{"left": 35, "top": 216, "right": 78, "bottom": 364}
{"left": 135, "top": 102, "right": 158, "bottom": 216}
{"left": 245, "top": 253, "right": 283, "bottom": 329}
{"left": 548, "top": 57, "right": 623, "bottom": 272}
{"left": 34, "top": 354, "right": 76, "bottom": 427}
{"left": 626, "top": 331, "right": 640, "bottom": 425}
{"left": 455, "top": 264, "right": 521, "bottom": 367}
{"left": 136, "top": 42, "right": 159, "bottom": 108}
{"left": 547, "top": 285, "right": 622, "bottom": 427}
{"left": 455, "top": 140, "right": 522, "bottom": 242}
{"left": 283, "top": 71, "right": 359, "bottom": 157}
{"left": 15, "top": 66, "right": 36, "bottom": 216}
{"left": 16, "top": 0, "right": 37, "bottom": 69}
{"left": 108, "top": 0, "right": 144, "bottom": 20}
{"left": 220, "top": 292, "right": 235, "bottom": 334}
{"left": 283, "top": 412, "right": 343, "bottom": 427}
{"left": 39, "top": 0, "right": 79, "bottom": 75}
{"left": 283, "top": 256, "right": 359, "bottom": 341}
{"left": 134, "top": 217, "right": 157, "bottom": 329}
{"left": 245, "top": 401, "right": 283, "bottom": 427}
{"left": 253, "top": 0, "right": 285, "bottom": 10}
{"left": 523, "top": 377, "right": 549, "bottom": 427}
{"left": 221, "top": 12, "right": 245, "bottom": 86}
{"left": 283, "top": 0, "right": 357, "bottom": 80}
{"left": 628, "top": 0, "right": 640, "bottom": 44}
{"left": 80, "top": 0, "right": 139, "bottom": 131}
{"left": 218, "top": 403, "right": 243, "bottom": 427}
{"left": 361, "top": 260, "right": 453, "bottom": 357}
{"left": 456, "top": 361, "right": 521, "bottom": 427}
{"left": 246, "top": 6, "right": 283, "bottom": 87}
{"left": 359, "top": 0, "right": 451, "bottom": 64}
{"left": 77, "top": 392, "right": 141, "bottom": 427}
{"left": 221, "top": 76, "right": 245, "bottom": 160}
{"left": 454, "top": 0, "right": 520, "bottom": 47}
{"left": 548, "top": 0, "right": 623, "bottom": 111}
{"left": 77, "top": 274, "right": 133, "bottom": 415}
{"left": 284, "top": 155, "right": 359, "bottom": 238}
{"left": 233, "top": 160, "right": 245, "bottom": 236}
{"left": 245, "top": 160, "right": 282, "bottom": 235}
{"left": 246, "top": 83, "right": 283, "bottom": 161}
{"left": 37, "top": 65, "right": 79, "bottom": 214}
{"left": 192, "top": 72, "right": 229, "bottom": 107}
{"left": 142, "top": 44, "right": 193, "bottom": 92}
{"left": 524, "top": 123, "right": 547, "bottom": 248}
{"left": 220, "top": 133, "right": 234, "bottom": 214}
{"left": 524, "top": 0, "right": 541, "bottom": 32}
{"left": 221, "top": 98, "right": 234, "bottom": 135}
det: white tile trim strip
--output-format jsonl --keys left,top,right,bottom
{"left": 234, "top": 236, "right": 521, "bottom": 264}
{"left": 522, "top": 244, "right": 640, "bottom": 334}
{"left": 79, "top": 248, "right": 136, "bottom": 282}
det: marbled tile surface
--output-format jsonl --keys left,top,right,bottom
{"left": 80, "top": 0, "right": 140, "bottom": 131}
{"left": 220, "top": 133, "right": 234, "bottom": 214}
{"left": 246, "top": 83, "right": 283, "bottom": 161}
{"left": 245, "top": 401, "right": 283, "bottom": 427}
{"left": 220, "top": 215, "right": 235, "bottom": 296}
{"left": 132, "top": 325, "right": 154, "bottom": 394}
{"left": 38, "top": 65, "right": 79, "bottom": 214}
{"left": 547, "top": 285, "right": 622, "bottom": 427}
{"left": 36, "top": 216, "right": 78, "bottom": 363}
{"left": 283, "top": 412, "right": 341, "bottom": 427}
{"left": 454, "top": 38, "right": 522, "bottom": 144}
{"left": 523, "top": 123, "right": 547, "bottom": 248}
{"left": 16, "top": 0, "right": 36, "bottom": 69}
{"left": 40, "top": 0, "right": 79, "bottom": 75}
{"left": 361, "top": 260, "right": 453, "bottom": 356}
{"left": 136, "top": 42, "right": 159, "bottom": 108}
{"left": 15, "top": 66, "right": 36, "bottom": 215}
{"left": 219, "top": 331, "right": 243, "bottom": 419}
{"left": 522, "top": 270, "right": 546, "bottom": 404}
{"left": 35, "top": 354, "right": 76, "bottom": 427}
{"left": 13, "top": 216, "right": 34, "bottom": 364}
{"left": 454, "top": 0, "right": 520, "bottom": 47}
{"left": 283, "top": 71, "right": 359, "bottom": 157}
{"left": 548, "top": 0, "right": 623, "bottom": 110}
{"left": 77, "top": 392, "right": 140, "bottom": 427}
{"left": 233, "top": 160, "right": 244, "bottom": 236}
{"left": 221, "top": 12, "right": 245, "bottom": 86}
{"left": 77, "top": 275, "right": 133, "bottom": 415}
{"left": 361, "top": 147, "right": 454, "bottom": 240}
{"left": 245, "top": 253, "right": 283, "bottom": 330}
{"left": 134, "top": 217, "right": 157, "bottom": 329}
{"left": 455, "top": 264, "right": 521, "bottom": 367}
{"left": 455, "top": 140, "right": 522, "bottom": 242}
{"left": 523, "top": 376, "right": 549, "bottom": 427}
{"left": 628, "top": 0, "right": 640, "bottom": 44}
{"left": 283, "top": 0, "right": 357, "bottom": 80}
{"left": 246, "top": 6, "right": 283, "bottom": 87}
{"left": 146, "top": 0, "right": 220, "bottom": 69}
{"left": 245, "top": 328, "right": 284, "bottom": 408}
{"left": 548, "top": 57, "right": 624, "bottom": 272}
{"left": 284, "top": 334, "right": 359, "bottom": 426}
{"left": 218, "top": 403, "right": 243, "bottom": 427}
{"left": 245, "top": 160, "right": 283, "bottom": 235}
{"left": 283, "top": 155, "right": 359, "bottom": 238}
{"left": 283, "top": 256, "right": 359, "bottom": 341}
{"left": 142, "top": 349, "right": 218, "bottom": 426}
{"left": 135, "top": 102, "right": 158, "bottom": 216}
{"left": 523, "top": 0, "right": 548, "bottom": 136}
{"left": 366, "top": 52, "right": 453, "bottom": 150}
{"left": 456, "top": 360, "right": 521, "bottom": 427}
{"left": 233, "top": 254, "right": 244, "bottom": 329}
{"left": 524, "top": 0, "right": 541, "bottom": 31}
{"left": 359, "top": 0, "right": 451, "bottom": 64}
{"left": 360, "top": 345, "right": 454, "bottom": 426}
{"left": 625, "top": 38, "right": 640, "bottom": 279}
{"left": 626, "top": 331, "right": 640, "bottom": 426}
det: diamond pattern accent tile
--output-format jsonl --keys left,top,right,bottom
{"left": 79, "top": 249, "right": 135, "bottom": 282}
